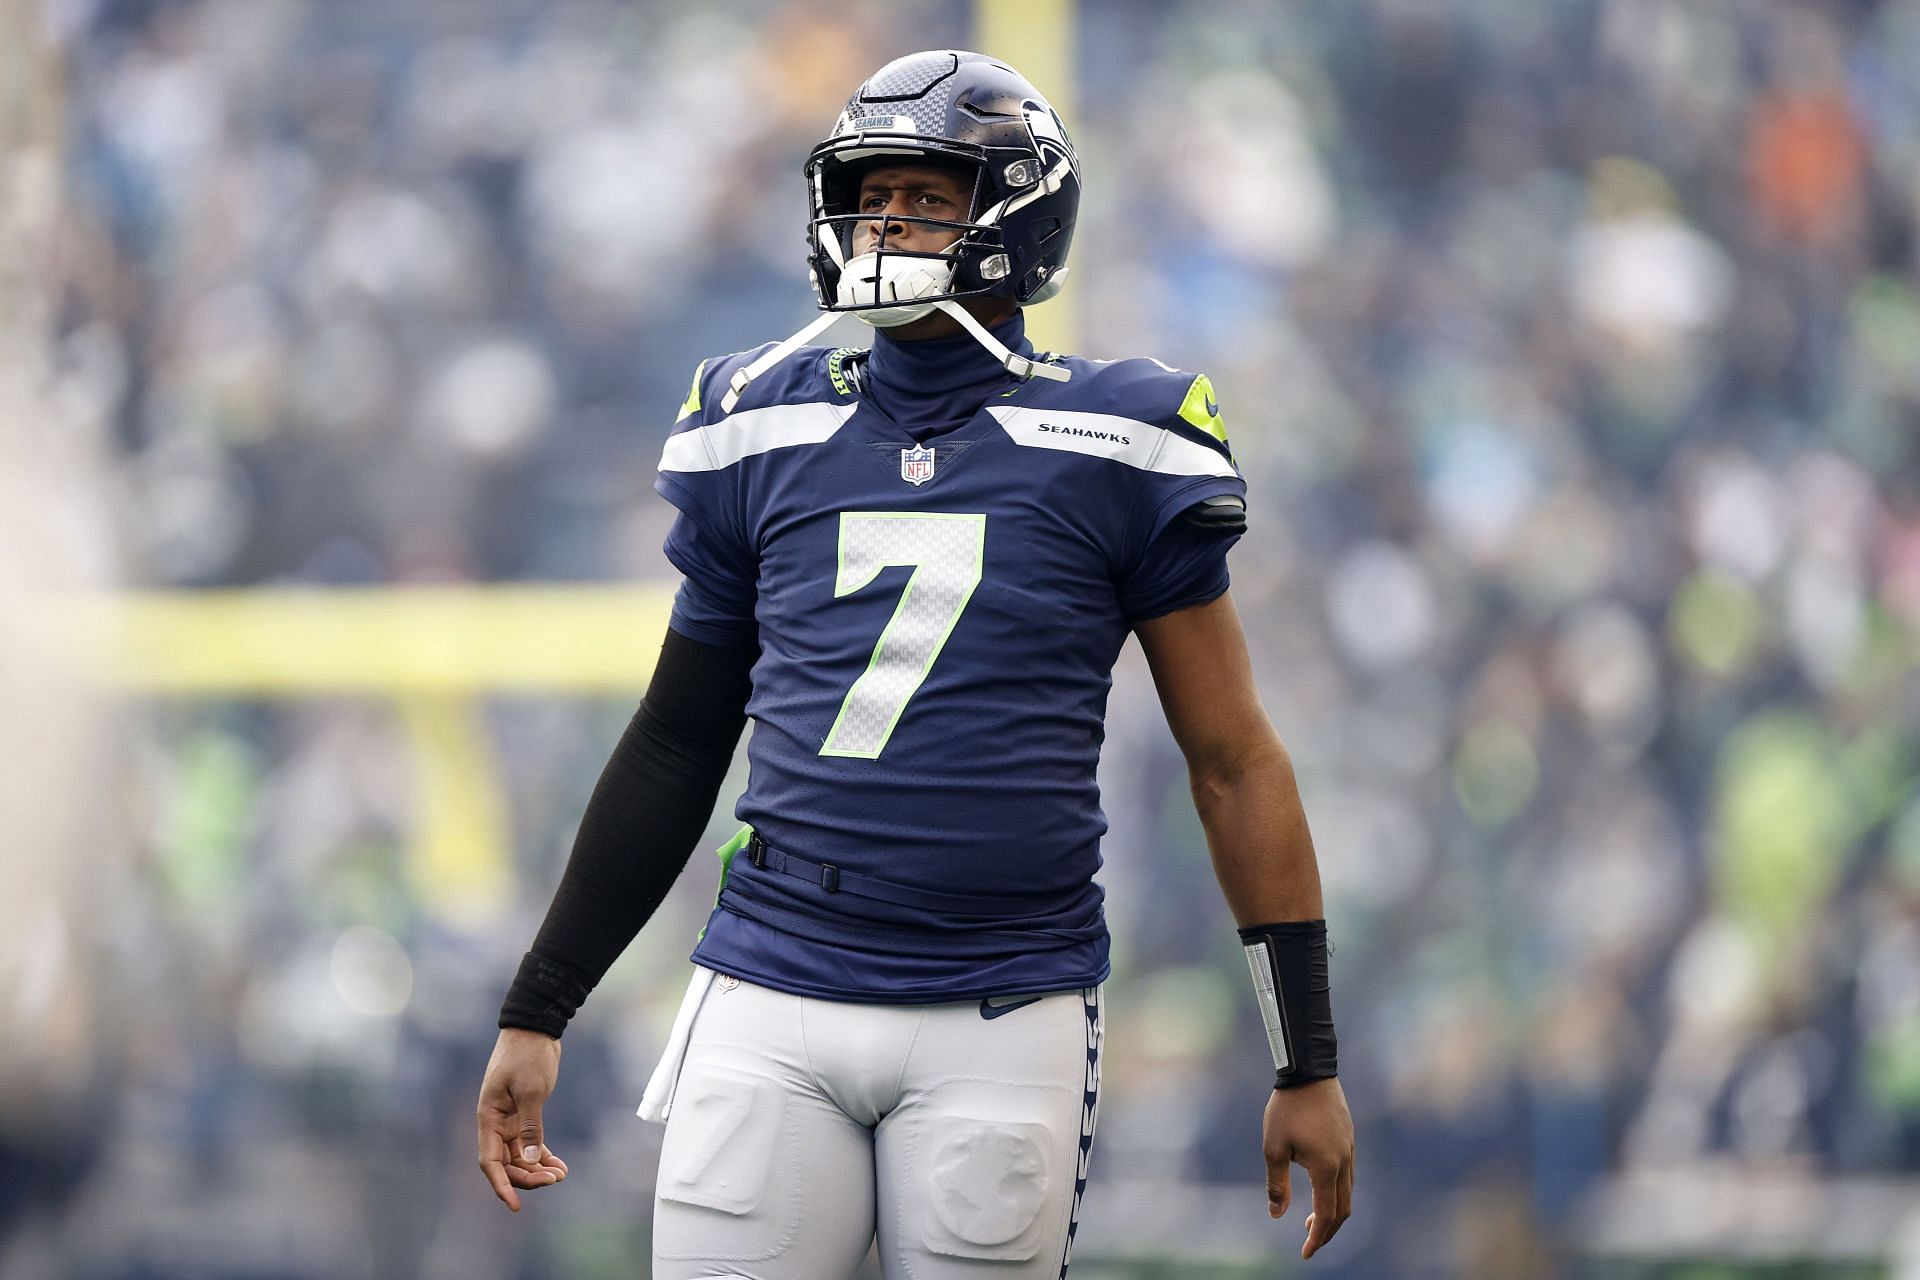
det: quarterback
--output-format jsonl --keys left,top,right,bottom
{"left": 477, "top": 50, "right": 1354, "bottom": 1277}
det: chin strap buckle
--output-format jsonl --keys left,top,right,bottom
{"left": 1004, "top": 351, "right": 1071, "bottom": 383}
{"left": 936, "top": 301, "right": 1072, "bottom": 384}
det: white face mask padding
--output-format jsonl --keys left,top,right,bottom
{"left": 834, "top": 250, "right": 955, "bottom": 328}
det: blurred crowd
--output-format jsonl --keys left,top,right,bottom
{"left": 10, "top": 0, "right": 1920, "bottom": 1276}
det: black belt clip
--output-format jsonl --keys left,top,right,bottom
{"left": 746, "top": 831, "right": 839, "bottom": 893}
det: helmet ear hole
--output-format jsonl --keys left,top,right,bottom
{"left": 1024, "top": 266, "right": 1068, "bottom": 305}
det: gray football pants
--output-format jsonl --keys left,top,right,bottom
{"left": 649, "top": 975, "right": 1104, "bottom": 1279}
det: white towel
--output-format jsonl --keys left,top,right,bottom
{"left": 635, "top": 965, "right": 717, "bottom": 1124}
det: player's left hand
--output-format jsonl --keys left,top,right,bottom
{"left": 1263, "top": 1077, "right": 1354, "bottom": 1260}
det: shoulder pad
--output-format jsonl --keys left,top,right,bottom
{"left": 997, "top": 354, "right": 1235, "bottom": 465}
{"left": 675, "top": 344, "right": 852, "bottom": 428}
{"left": 662, "top": 348, "right": 859, "bottom": 476}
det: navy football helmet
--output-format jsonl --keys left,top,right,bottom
{"left": 721, "top": 50, "right": 1079, "bottom": 411}
{"left": 806, "top": 50, "right": 1081, "bottom": 316}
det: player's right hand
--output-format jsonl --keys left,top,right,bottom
{"left": 477, "top": 1027, "right": 569, "bottom": 1211}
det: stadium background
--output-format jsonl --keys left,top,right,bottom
{"left": 4, "top": 0, "right": 1920, "bottom": 1276}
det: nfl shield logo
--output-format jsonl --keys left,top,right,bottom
{"left": 900, "top": 445, "right": 936, "bottom": 486}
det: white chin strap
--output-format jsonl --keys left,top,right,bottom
{"left": 719, "top": 309, "right": 842, "bottom": 413}
{"left": 930, "top": 299, "right": 1070, "bottom": 384}
{"left": 719, "top": 251, "right": 1070, "bottom": 413}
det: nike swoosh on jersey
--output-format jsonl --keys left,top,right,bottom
{"left": 979, "top": 994, "right": 1044, "bottom": 1019}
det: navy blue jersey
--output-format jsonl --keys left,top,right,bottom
{"left": 655, "top": 340, "right": 1244, "bottom": 1002}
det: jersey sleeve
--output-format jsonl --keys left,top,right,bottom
{"left": 1118, "top": 517, "right": 1240, "bottom": 621}
{"left": 655, "top": 357, "right": 759, "bottom": 648}
{"left": 663, "top": 513, "right": 757, "bottom": 647}
{"left": 1115, "top": 370, "right": 1247, "bottom": 622}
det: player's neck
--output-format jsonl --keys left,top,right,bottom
{"left": 868, "top": 311, "right": 1030, "bottom": 393}
{"left": 880, "top": 296, "right": 1018, "bottom": 343}
{"left": 864, "top": 311, "right": 1031, "bottom": 439}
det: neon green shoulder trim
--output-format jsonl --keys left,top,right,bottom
{"left": 1176, "top": 373, "right": 1228, "bottom": 444}
{"left": 677, "top": 359, "right": 708, "bottom": 422}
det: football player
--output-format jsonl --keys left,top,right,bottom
{"left": 478, "top": 50, "right": 1354, "bottom": 1277}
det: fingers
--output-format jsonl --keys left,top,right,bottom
{"left": 512, "top": 1143, "right": 567, "bottom": 1183}
{"left": 477, "top": 1128, "right": 521, "bottom": 1213}
{"left": 481, "top": 1137, "right": 568, "bottom": 1203}
{"left": 1301, "top": 1159, "right": 1338, "bottom": 1259}
{"left": 513, "top": 1109, "right": 547, "bottom": 1173}
{"left": 479, "top": 1112, "right": 568, "bottom": 1211}
{"left": 1303, "top": 1206, "right": 1350, "bottom": 1259}
{"left": 477, "top": 1074, "right": 520, "bottom": 1211}
{"left": 506, "top": 1162, "right": 563, "bottom": 1189}
{"left": 1339, "top": 1148, "right": 1353, "bottom": 1226}
{"left": 1266, "top": 1154, "right": 1290, "bottom": 1220}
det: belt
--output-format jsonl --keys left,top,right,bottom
{"left": 744, "top": 832, "right": 1016, "bottom": 917}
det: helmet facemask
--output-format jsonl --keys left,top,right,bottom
{"left": 824, "top": 216, "right": 980, "bottom": 328}
{"left": 808, "top": 148, "right": 1007, "bottom": 327}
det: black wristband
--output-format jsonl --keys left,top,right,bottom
{"left": 1238, "top": 919, "right": 1338, "bottom": 1089}
{"left": 499, "top": 951, "right": 594, "bottom": 1040}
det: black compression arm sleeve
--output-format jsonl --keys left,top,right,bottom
{"left": 498, "top": 626, "right": 754, "bottom": 1038}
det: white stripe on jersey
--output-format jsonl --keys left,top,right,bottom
{"left": 987, "top": 406, "right": 1237, "bottom": 478}
{"left": 660, "top": 401, "right": 859, "bottom": 474}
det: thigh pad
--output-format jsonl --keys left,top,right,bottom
{"left": 654, "top": 1061, "right": 795, "bottom": 1261}
{"left": 901, "top": 1081, "right": 1081, "bottom": 1265}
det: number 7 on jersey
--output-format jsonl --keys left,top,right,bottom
{"left": 820, "top": 512, "right": 986, "bottom": 759}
